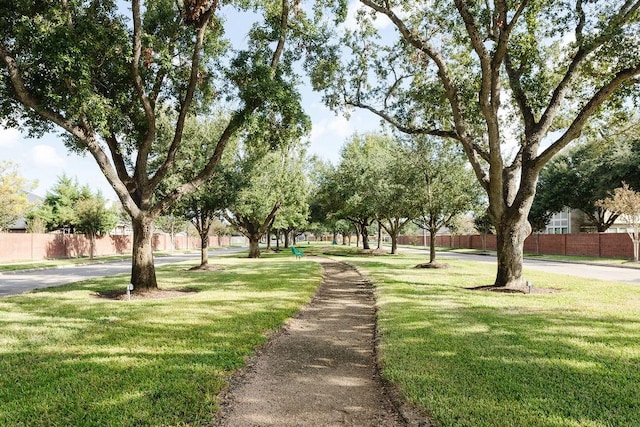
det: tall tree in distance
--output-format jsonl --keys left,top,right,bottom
{"left": 535, "top": 117, "right": 640, "bottom": 232}
{"left": 0, "top": 161, "right": 34, "bottom": 232}
{"left": 312, "top": 0, "right": 640, "bottom": 290}
{"left": 1, "top": 0, "right": 323, "bottom": 290}
{"left": 332, "top": 133, "right": 390, "bottom": 250}
{"left": 597, "top": 183, "right": 640, "bottom": 262}
{"left": 224, "top": 144, "right": 306, "bottom": 258}
{"left": 157, "top": 115, "right": 240, "bottom": 267}
{"left": 39, "top": 175, "right": 88, "bottom": 233}
{"left": 407, "top": 138, "right": 483, "bottom": 266}
{"left": 74, "top": 192, "right": 119, "bottom": 260}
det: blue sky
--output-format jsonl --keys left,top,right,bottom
{"left": 0, "top": 0, "right": 389, "bottom": 199}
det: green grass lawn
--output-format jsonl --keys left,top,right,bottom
{"left": 321, "top": 247, "right": 640, "bottom": 427}
{"left": 0, "top": 255, "right": 321, "bottom": 426}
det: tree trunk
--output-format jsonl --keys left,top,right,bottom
{"left": 130, "top": 214, "right": 158, "bottom": 290}
{"left": 266, "top": 228, "right": 272, "bottom": 250}
{"left": 200, "top": 232, "right": 209, "bottom": 266}
{"left": 429, "top": 228, "right": 437, "bottom": 263}
{"left": 631, "top": 233, "right": 639, "bottom": 262}
{"left": 361, "top": 225, "right": 370, "bottom": 250}
{"left": 284, "top": 230, "right": 290, "bottom": 248}
{"left": 248, "top": 235, "right": 261, "bottom": 258}
{"left": 89, "top": 233, "right": 95, "bottom": 260}
{"left": 494, "top": 216, "right": 531, "bottom": 289}
{"left": 390, "top": 232, "right": 398, "bottom": 254}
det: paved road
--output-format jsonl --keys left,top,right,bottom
{"left": 0, "top": 248, "right": 246, "bottom": 297}
{"left": 401, "top": 247, "right": 640, "bottom": 285}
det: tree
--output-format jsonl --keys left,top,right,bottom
{"left": 225, "top": 144, "right": 305, "bottom": 258}
{"left": 1, "top": 0, "right": 320, "bottom": 290}
{"left": 474, "top": 211, "right": 495, "bottom": 253}
{"left": 271, "top": 151, "right": 310, "bottom": 248}
{"left": 332, "top": 133, "right": 391, "bottom": 250}
{"left": 158, "top": 116, "right": 239, "bottom": 267}
{"left": 312, "top": 1, "right": 640, "bottom": 290}
{"left": 406, "top": 138, "right": 483, "bottom": 264}
{"left": 374, "top": 138, "right": 414, "bottom": 255}
{"left": 0, "top": 161, "right": 34, "bottom": 232}
{"left": 308, "top": 158, "right": 346, "bottom": 244}
{"left": 535, "top": 119, "right": 640, "bottom": 231}
{"left": 39, "top": 175, "right": 88, "bottom": 233}
{"left": 154, "top": 214, "right": 189, "bottom": 251}
{"left": 597, "top": 183, "right": 640, "bottom": 262}
{"left": 74, "top": 193, "right": 119, "bottom": 260}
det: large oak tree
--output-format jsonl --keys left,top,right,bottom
{"left": 1, "top": 0, "right": 323, "bottom": 289}
{"left": 311, "top": 0, "right": 640, "bottom": 289}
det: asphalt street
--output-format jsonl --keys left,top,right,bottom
{"left": 404, "top": 247, "right": 640, "bottom": 285}
{"left": 0, "top": 247, "right": 246, "bottom": 297}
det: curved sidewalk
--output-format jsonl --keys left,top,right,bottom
{"left": 215, "top": 257, "right": 408, "bottom": 426}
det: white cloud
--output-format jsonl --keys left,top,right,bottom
{"left": 0, "top": 127, "right": 20, "bottom": 148}
{"left": 310, "top": 115, "right": 352, "bottom": 144}
{"left": 29, "top": 144, "right": 66, "bottom": 168}
{"left": 309, "top": 116, "right": 355, "bottom": 163}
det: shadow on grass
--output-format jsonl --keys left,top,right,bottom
{"left": 0, "top": 258, "right": 322, "bottom": 427}
{"left": 363, "top": 257, "right": 640, "bottom": 426}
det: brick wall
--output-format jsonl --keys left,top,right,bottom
{"left": 397, "top": 232, "right": 634, "bottom": 259}
{"left": 0, "top": 233, "right": 234, "bottom": 262}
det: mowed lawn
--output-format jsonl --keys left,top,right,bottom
{"left": 0, "top": 255, "right": 321, "bottom": 426}
{"left": 344, "top": 250, "right": 640, "bottom": 427}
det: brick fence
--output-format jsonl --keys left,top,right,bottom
{"left": 397, "top": 232, "right": 634, "bottom": 259}
{"left": 0, "top": 233, "right": 236, "bottom": 262}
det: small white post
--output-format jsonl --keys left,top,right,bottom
{"left": 526, "top": 281, "right": 532, "bottom": 294}
{"left": 126, "top": 283, "right": 134, "bottom": 301}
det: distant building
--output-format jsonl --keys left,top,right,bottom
{"left": 8, "top": 193, "right": 43, "bottom": 233}
{"left": 544, "top": 208, "right": 635, "bottom": 234}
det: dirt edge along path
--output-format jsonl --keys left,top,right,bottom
{"left": 215, "top": 256, "right": 414, "bottom": 426}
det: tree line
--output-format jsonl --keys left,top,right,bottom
{"left": 2, "top": 0, "right": 638, "bottom": 292}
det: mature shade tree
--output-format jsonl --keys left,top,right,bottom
{"left": 225, "top": 144, "right": 307, "bottom": 258}
{"left": 273, "top": 182, "right": 310, "bottom": 249}
{"left": 597, "top": 183, "right": 640, "bottom": 262}
{"left": 374, "top": 138, "right": 413, "bottom": 254}
{"left": 1, "top": 0, "right": 325, "bottom": 290}
{"left": 407, "top": 138, "right": 483, "bottom": 264}
{"left": 158, "top": 116, "right": 239, "bottom": 267}
{"left": 312, "top": 0, "right": 640, "bottom": 290}
{"left": 308, "top": 158, "right": 345, "bottom": 243}
{"left": 74, "top": 192, "right": 119, "bottom": 260}
{"left": 0, "top": 161, "right": 34, "bottom": 232}
{"left": 332, "top": 133, "right": 390, "bottom": 250}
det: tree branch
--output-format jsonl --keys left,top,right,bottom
{"left": 535, "top": 65, "right": 640, "bottom": 169}
{"left": 149, "top": 6, "right": 214, "bottom": 189}
{"left": 130, "top": 0, "right": 156, "bottom": 184}
{"left": 0, "top": 43, "right": 139, "bottom": 216}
